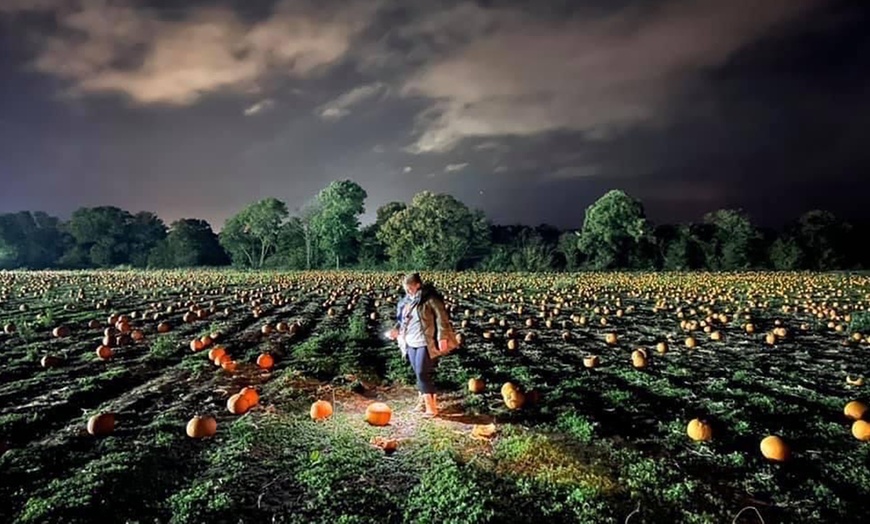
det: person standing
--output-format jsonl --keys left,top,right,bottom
{"left": 388, "top": 273, "right": 457, "bottom": 417}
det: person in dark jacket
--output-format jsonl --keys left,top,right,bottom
{"left": 388, "top": 272, "right": 457, "bottom": 417}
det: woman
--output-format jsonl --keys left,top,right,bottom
{"left": 388, "top": 273, "right": 458, "bottom": 417}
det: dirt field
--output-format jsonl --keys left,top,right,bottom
{"left": 1, "top": 270, "right": 869, "bottom": 523}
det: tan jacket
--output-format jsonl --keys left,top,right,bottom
{"left": 396, "top": 284, "right": 459, "bottom": 360}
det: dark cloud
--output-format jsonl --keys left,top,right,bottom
{"left": 0, "top": 0, "right": 867, "bottom": 231}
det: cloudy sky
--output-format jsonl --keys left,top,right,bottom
{"left": 0, "top": 0, "right": 867, "bottom": 230}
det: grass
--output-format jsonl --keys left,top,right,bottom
{"left": 2, "top": 270, "right": 870, "bottom": 523}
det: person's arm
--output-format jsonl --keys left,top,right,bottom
{"left": 394, "top": 297, "right": 405, "bottom": 330}
{"left": 389, "top": 297, "right": 405, "bottom": 340}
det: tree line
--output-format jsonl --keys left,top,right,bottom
{"left": 0, "top": 183, "right": 864, "bottom": 271}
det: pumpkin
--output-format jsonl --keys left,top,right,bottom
{"left": 227, "top": 393, "right": 251, "bottom": 414}
{"left": 507, "top": 339, "right": 518, "bottom": 351}
{"left": 200, "top": 335, "right": 213, "bottom": 348}
{"left": 221, "top": 360, "right": 238, "bottom": 372}
{"left": 844, "top": 401, "right": 868, "bottom": 421}
{"left": 157, "top": 322, "right": 171, "bottom": 333}
{"left": 605, "top": 333, "right": 618, "bottom": 345}
{"left": 765, "top": 333, "right": 777, "bottom": 345}
{"left": 95, "top": 345, "right": 113, "bottom": 360}
{"left": 685, "top": 336, "right": 697, "bottom": 348}
{"left": 370, "top": 436, "right": 399, "bottom": 452}
{"left": 240, "top": 387, "right": 259, "bottom": 406}
{"left": 87, "top": 413, "right": 115, "bottom": 436}
{"left": 709, "top": 331, "right": 722, "bottom": 341}
{"left": 852, "top": 420, "right": 870, "bottom": 441}
{"left": 261, "top": 324, "right": 273, "bottom": 335}
{"left": 745, "top": 323, "right": 755, "bottom": 334}
{"left": 276, "top": 322, "right": 289, "bottom": 332}
{"left": 583, "top": 355, "right": 599, "bottom": 368}
{"left": 471, "top": 423, "right": 498, "bottom": 440}
{"left": 190, "top": 338, "right": 205, "bottom": 352}
{"left": 482, "top": 330, "right": 494, "bottom": 340}
{"left": 846, "top": 376, "right": 865, "bottom": 387}
{"left": 87, "top": 319, "right": 101, "bottom": 329}
{"left": 186, "top": 416, "right": 217, "bottom": 438}
{"left": 365, "top": 402, "right": 392, "bottom": 426}
{"left": 310, "top": 400, "right": 334, "bottom": 420}
{"left": 207, "top": 347, "right": 226, "bottom": 361}
{"left": 468, "top": 378, "right": 485, "bottom": 393}
{"left": 687, "top": 419, "right": 712, "bottom": 442}
{"left": 131, "top": 330, "right": 145, "bottom": 342}
{"left": 656, "top": 342, "right": 668, "bottom": 354}
{"left": 4, "top": 323, "right": 17, "bottom": 334}
{"left": 52, "top": 326, "right": 70, "bottom": 338}
{"left": 41, "top": 354, "right": 62, "bottom": 368}
{"left": 257, "top": 353, "right": 274, "bottom": 370}
{"left": 760, "top": 435, "right": 789, "bottom": 462}
{"left": 631, "top": 349, "right": 647, "bottom": 369}
{"left": 504, "top": 389, "right": 525, "bottom": 410}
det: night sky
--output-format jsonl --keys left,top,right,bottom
{"left": 0, "top": 0, "right": 867, "bottom": 231}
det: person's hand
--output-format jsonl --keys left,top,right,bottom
{"left": 388, "top": 328, "right": 399, "bottom": 341}
{"left": 438, "top": 339, "right": 449, "bottom": 352}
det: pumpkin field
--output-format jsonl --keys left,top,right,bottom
{"left": 1, "top": 270, "right": 869, "bottom": 523}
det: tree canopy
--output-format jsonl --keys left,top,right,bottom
{"left": 578, "top": 190, "right": 650, "bottom": 270}
{"left": 377, "top": 191, "right": 490, "bottom": 270}
{"left": 0, "top": 182, "right": 864, "bottom": 272}
{"left": 219, "top": 198, "right": 289, "bottom": 268}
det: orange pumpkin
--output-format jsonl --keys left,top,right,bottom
{"left": 687, "top": 419, "right": 712, "bottom": 442}
{"left": 760, "top": 435, "right": 789, "bottom": 462}
{"left": 257, "top": 353, "right": 274, "bottom": 370}
{"left": 186, "top": 416, "right": 217, "bottom": 438}
{"left": 227, "top": 393, "right": 251, "bottom": 415}
{"left": 240, "top": 387, "right": 259, "bottom": 406}
{"left": 221, "top": 360, "right": 238, "bottom": 372}
{"left": 157, "top": 322, "right": 171, "bottom": 333}
{"left": 844, "top": 401, "right": 868, "bottom": 421}
{"left": 852, "top": 420, "right": 870, "bottom": 441}
{"left": 95, "top": 345, "right": 113, "bottom": 360}
{"left": 631, "top": 349, "right": 647, "bottom": 369}
{"left": 468, "top": 378, "right": 485, "bottom": 393}
{"left": 190, "top": 338, "right": 204, "bottom": 352}
{"left": 41, "top": 355, "right": 62, "bottom": 368}
{"left": 310, "top": 400, "right": 334, "bottom": 420}
{"left": 207, "top": 347, "right": 226, "bottom": 361}
{"left": 365, "top": 402, "right": 392, "bottom": 426}
{"left": 87, "top": 413, "right": 115, "bottom": 436}
{"left": 503, "top": 389, "right": 525, "bottom": 410}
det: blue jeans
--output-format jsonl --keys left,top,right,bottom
{"left": 407, "top": 345, "right": 437, "bottom": 394}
